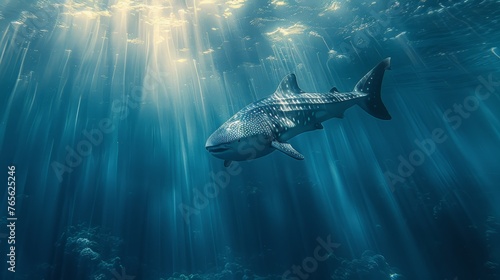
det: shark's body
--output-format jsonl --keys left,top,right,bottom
{"left": 206, "top": 58, "right": 392, "bottom": 166}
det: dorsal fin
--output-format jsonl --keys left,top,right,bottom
{"left": 329, "top": 87, "right": 339, "bottom": 93}
{"left": 274, "top": 74, "right": 304, "bottom": 97}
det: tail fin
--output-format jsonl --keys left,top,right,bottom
{"left": 355, "top": 57, "right": 392, "bottom": 120}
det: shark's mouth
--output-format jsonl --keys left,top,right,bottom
{"left": 208, "top": 147, "right": 229, "bottom": 153}
{"left": 206, "top": 145, "right": 230, "bottom": 153}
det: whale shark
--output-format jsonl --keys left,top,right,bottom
{"left": 206, "top": 57, "right": 392, "bottom": 167}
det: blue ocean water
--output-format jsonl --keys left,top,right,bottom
{"left": 1, "top": 0, "right": 500, "bottom": 279}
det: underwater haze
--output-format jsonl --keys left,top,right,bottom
{"left": 1, "top": 0, "right": 500, "bottom": 279}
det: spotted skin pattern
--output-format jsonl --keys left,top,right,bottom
{"left": 229, "top": 90, "right": 367, "bottom": 142}
{"left": 206, "top": 58, "right": 392, "bottom": 165}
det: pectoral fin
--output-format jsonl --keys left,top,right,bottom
{"left": 271, "top": 141, "right": 304, "bottom": 160}
{"left": 224, "top": 160, "right": 232, "bottom": 167}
